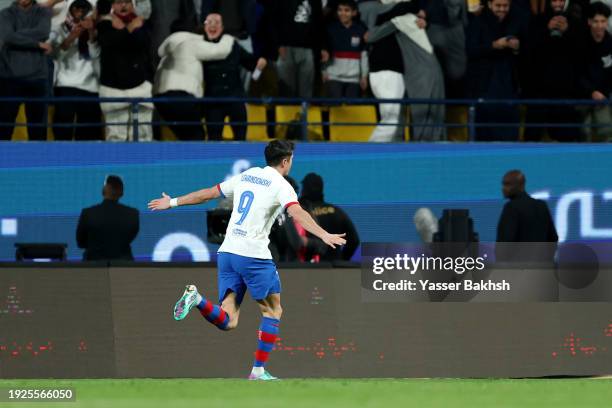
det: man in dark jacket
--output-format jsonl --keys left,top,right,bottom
{"left": 77, "top": 175, "right": 139, "bottom": 261}
{"left": 202, "top": 13, "right": 266, "bottom": 140}
{"left": 270, "top": 0, "right": 323, "bottom": 98}
{"left": 579, "top": 2, "right": 612, "bottom": 141}
{"left": 0, "top": 0, "right": 51, "bottom": 140}
{"left": 299, "top": 173, "right": 360, "bottom": 262}
{"left": 523, "top": 0, "right": 583, "bottom": 142}
{"left": 423, "top": 0, "right": 468, "bottom": 82}
{"left": 466, "top": 0, "right": 527, "bottom": 141}
{"left": 496, "top": 170, "right": 558, "bottom": 262}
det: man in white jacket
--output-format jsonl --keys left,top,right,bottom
{"left": 153, "top": 20, "right": 234, "bottom": 140}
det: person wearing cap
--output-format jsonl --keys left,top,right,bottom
{"left": 76, "top": 175, "right": 140, "bottom": 261}
{"left": 299, "top": 173, "right": 360, "bottom": 262}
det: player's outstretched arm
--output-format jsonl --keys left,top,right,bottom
{"left": 148, "top": 186, "right": 221, "bottom": 211}
{"left": 287, "top": 204, "right": 347, "bottom": 249}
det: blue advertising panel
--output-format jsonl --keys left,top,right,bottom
{"left": 0, "top": 143, "right": 611, "bottom": 261}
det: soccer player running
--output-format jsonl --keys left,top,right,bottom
{"left": 147, "top": 140, "right": 346, "bottom": 380}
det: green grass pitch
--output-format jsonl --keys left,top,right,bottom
{"left": 0, "top": 378, "right": 611, "bottom": 408}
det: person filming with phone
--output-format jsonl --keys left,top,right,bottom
{"left": 466, "top": 0, "right": 526, "bottom": 141}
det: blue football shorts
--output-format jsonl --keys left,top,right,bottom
{"left": 217, "top": 252, "right": 281, "bottom": 305}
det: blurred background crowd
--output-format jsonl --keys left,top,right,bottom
{"left": 1, "top": 0, "right": 612, "bottom": 142}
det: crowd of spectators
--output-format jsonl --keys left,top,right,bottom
{"left": 1, "top": 0, "right": 612, "bottom": 142}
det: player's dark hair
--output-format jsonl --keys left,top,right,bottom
{"left": 589, "top": 1, "right": 611, "bottom": 19}
{"left": 104, "top": 175, "right": 124, "bottom": 200}
{"left": 265, "top": 140, "right": 295, "bottom": 167}
{"left": 337, "top": 0, "right": 357, "bottom": 10}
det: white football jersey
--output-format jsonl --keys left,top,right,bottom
{"left": 217, "top": 166, "right": 298, "bottom": 259}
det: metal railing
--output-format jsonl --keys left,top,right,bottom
{"left": 1, "top": 96, "right": 611, "bottom": 142}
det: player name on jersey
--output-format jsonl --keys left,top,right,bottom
{"left": 241, "top": 174, "right": 272, "bottom": 187}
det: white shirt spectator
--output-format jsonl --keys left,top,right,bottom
{"left": 50, "top": 18, "right": 100, "bottom": 92}
{"left": 154, "top": 32, "right": 234, "bottom": 97}
{"left": 36, "top": 0, "right": 91, "bottom": 30}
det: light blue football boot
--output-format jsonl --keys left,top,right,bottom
{"left": 248, "top": 370, "right": 279, "bottom": 381}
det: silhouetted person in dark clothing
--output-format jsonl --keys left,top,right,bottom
{"left": 0, "top": 0, "right": 51, "bottom": 141}
{"left": 77, "top": 175, "right": 139, "bottom": 261}
{"left": 269, "top": 176, "right": 329, "bottom": 262}
{"left": 269, "top": 176, "right": 303, "bottom": 262}
{"left": 578, "top": 2, "right": 612, "bottom": 141}
{"left": 299, "top": 173, "right": 360, "bottom": 261}
{"left": 523, "top": 0, "right": 583, "bottom": 142}
{"left": 202, "top": 13, "right": 266, "bottom": 140}
{"left": 496, "top": 170, "right": 558, "bottom": 262}
{"left": 466, "top": 0, "right": 527, "bottom": 141}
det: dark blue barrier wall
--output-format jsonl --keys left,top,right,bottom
{"left": 1, "top": 142, "right": 611, "bottom": 261}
